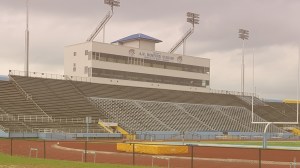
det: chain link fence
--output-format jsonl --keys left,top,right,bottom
{"left": 0, "top": 138, "right": 299, "bottom": 168}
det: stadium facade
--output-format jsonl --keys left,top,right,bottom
{"left": 64, "top": 33, "right": 210, "bottom": 93}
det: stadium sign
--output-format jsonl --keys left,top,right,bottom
{"left": 129, "top": 49, "right": 183, "bottom": 63}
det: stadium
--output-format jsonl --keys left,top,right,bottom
{"left": 1, "top": 0, "right": 300, "bottom": 168}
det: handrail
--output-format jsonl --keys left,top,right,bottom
{"left": 0, "top": 114, "right": 103, "bottom": 124}
{"left": 210, "top": 89, "right": 257, "bottom": 97}
{"left": 9, "top": 75, "right": 53, "bottom": 121}
{"left": 9, "top": 70, "right": 91, "bottom": 83}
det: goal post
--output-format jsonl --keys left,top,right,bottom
{"left": 250, "top": 46, "right": 300, "bottom": 148}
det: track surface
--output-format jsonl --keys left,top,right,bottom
{"left": 0, "top": 139, "right": 299, "bottom": 168}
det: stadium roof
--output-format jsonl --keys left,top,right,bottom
{"left": 112, "top": 33, "right": 162, "bottom": 44}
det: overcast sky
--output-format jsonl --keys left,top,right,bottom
{"left": 0, "top": 0, "right": 299, "bottom": 100}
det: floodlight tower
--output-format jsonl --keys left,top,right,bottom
{"left": 238, "top": 29, "right": 249, "bottom": 96}
{"left": 25, "top": 0, "right": 30, "bottom": 77}
{"left": 86, "top": 0, "right": 120, "bottom": 42}
{"left": 187, "top": 12, "right": 199, "bottom": 29}
{"left": 169, "top": 12, "right": 199, "bottom": 55}
{"left": 104, "top": 0, "right": 120, "bottom": 13}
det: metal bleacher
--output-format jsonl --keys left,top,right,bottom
{"left": 90, "top": 97, "right": 286, "bottom": 133}
{"left": 0, "top": 72, "right": 289, "bottom": 134}
{"left": 0, "top": 75, "right": 107, "bottom": 133}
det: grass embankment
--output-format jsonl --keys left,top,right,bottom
{"left": 0, "top": 153, "right": 150, "bottom": 168}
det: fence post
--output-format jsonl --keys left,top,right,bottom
{"left": 133, "top": 143, "right": 135, "bottom": 165}
{"left": 259, "top": 148, "right": 261, "bottom": 168}
{"left": 85, "top": 141, "right": 87, "bottom": 162}
{"left": 44, "top": 140, "right": 46, "bottom": 159}
{"left": 10, "top": 138, "right": 13, "bottom": 156}
{"left": 191, "top": 146, "right": 194, "bottom": 168}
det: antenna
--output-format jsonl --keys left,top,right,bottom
{"left": 25, "top": 0, "right": 29, "bottom": 76}
{"left": 169, "top": 12, "right": 199, "bottom": 55}
{"left": 86, "top": 0, "right": 120, "bottom": 42}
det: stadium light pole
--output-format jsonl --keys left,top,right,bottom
{"left": 238, "top": 29, "right": 249, "bottom": 96}
{"left": 103, "top": 0, "right": 120, "bottom": 43}
{"left": 251, "top": 48, "right": 254, "bottom": 123}
{"left": 104, "top": 0, "right": 120, "bottom": 13}
{"left": 185, "top": 12, "right": 199, "bottom": 55}
{"left": 25, "top": 0, "right": 30, "bottom": 77}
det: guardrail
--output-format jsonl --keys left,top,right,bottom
{"left": 210, "top": 89, "right": 258, "bottom": 97}
{"left": 0, "top": 114, "right": 105, "bottom": 124}
{"left": 9, "top": 70, "right": 91, "bottom": 83}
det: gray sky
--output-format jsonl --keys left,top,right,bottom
{"left": 0, "top": 0, "right": 299, "bottom": 99}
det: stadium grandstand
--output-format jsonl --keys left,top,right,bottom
{"left": 0, "top": 6, "right": 298, "bottom": 139}
{"left": 0, "top": 69, "right": 298, "bottom": 138}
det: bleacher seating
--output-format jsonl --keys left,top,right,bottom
{"left": 0, "top": 74, "right": 292, "bottom": 134}
{"left": 90, "top": 97, "right": 286, "bottom": 133}
{"left": 237, "top": 96, "right": 268, "bottom": 106}
{"left": 0, "top": 76, "right": 107, "bottom": 133}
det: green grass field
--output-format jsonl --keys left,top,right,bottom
{"left": 0, "top": 153, "right": 151, "bottom": 168}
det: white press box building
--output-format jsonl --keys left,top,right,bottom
{"left": 64, "top": 33, "right": 210, "bottom": 92}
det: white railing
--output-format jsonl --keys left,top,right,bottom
{"left": 9, "top": 70, "right": 92, "bottom": 83}
{"left": 210, "top": 89, "right": 257, "bottom": 97}
{"left": 0, "top": 114, "right": 103, "bottom": 124}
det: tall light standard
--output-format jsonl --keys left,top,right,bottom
{"left": 103, "top": 0, "right": 120, "bottom": 43}
{"left": 104, "top": 0, "right": 120, "bottom": 13}
{"left": 25, "top": 0, "right": 30, "bottom": 77}
{"left": 238, "top": 29, "right": 249, "bottom": 96}
{"left": 187, "top": 12, "right": 199, "bottom": 28}
{"left": 169, "top": 12, "right": 199, "bottom": 55}
{"left": 184, "top": 12, "right": 199, "bottom": 55}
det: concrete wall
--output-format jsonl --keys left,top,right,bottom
{"left": 64, "top": 42, "right": 92, "bottom": 77}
